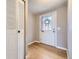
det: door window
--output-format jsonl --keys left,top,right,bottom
{"left": 41, "top": 16, "right": 52, "bottom": 32}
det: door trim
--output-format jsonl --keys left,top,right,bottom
{"left": 16, "top": 0, "right": 25, "bottom": 59}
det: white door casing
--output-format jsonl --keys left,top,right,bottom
{"left": 16, "top": 0, "right": 24, "bottom": 59}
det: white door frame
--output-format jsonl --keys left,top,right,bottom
{"left": 16, "top": 0, "right": 26, "bottom": 59}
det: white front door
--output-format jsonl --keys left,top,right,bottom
{"left": 40, "top": 11, "right": 57, "bottom": 46}
{"left": 17, "top": 1, "right": 24, "bottom": 59}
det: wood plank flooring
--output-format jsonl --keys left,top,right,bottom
{"left": 27, "top": 43, "right": 67, "bottom": 59}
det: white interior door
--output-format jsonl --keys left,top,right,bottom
{"left": 40, "top": 11, "right": 57, "bottom": 46}
{"left": 17, "top": 1, "right": 24, "bottom": 59}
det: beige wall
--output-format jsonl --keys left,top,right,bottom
{"left": 57, "top": 5, "right": 67, "bottom": 48}
{"left": 6, "top": 0, "right": 18, "bottom": 59}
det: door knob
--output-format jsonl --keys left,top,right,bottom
{"left": 18, "top": 30, "right": 20, "bottom": 33}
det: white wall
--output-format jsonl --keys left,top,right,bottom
{"left": 34, "top": 15, "right": 40, "bottom": 41}
{"left": 6, "top": 0, "right": 18, "bottom": 59}
{"left": 67, "top": 0, "right": 72, "bottom": 59}
{"left": 26, "top": 11, "right": 36, "bottom": 44}
{"left": 57, "top": 5, "right": 67, "bottom": 48}
{"left": 26, "top": 10, "right": 41, "bottom": 44}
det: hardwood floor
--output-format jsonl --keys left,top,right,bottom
{"left": 27, "top": 43, "right": 67, "bottom": 59}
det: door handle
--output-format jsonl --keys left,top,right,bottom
{"left": 18, "top": 30, "right": 20, "bottom": 33}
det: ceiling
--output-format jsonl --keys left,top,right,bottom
{"left": 28, "top": 0, "right": 67, "bottom": 14}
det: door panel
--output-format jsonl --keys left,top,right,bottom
{"left": 40, "top": 11, "right": 57, "bottom": 46}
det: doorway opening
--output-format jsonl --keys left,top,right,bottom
{"left": 26, "top": 0, "right": 68, "bottom": 59}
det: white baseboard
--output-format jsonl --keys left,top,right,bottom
{"left": 27, "top": 41, "right": 35, "bottom": 46}
{"left": 66, "top": 50, "right": 70, "bottom": 59}
{"left": 40, "top": 41, "right": 67, "bottom": 51}
{"left": 56, "top": 46, "right": 67, "bottom": 51}
{"left": 26, "top": 55, "right": 29, "bottom": 59}
{"left": 34, "top": 41, "right": 41, "bottom": 43}
{"left": 27, "top": 41, "right": 40, "bottom": 46}
{"left": 26, "top": 56, "right": 28, "bottom": 59}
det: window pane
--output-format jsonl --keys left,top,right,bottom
{"left": 41, "top": 16, "right": 52, "bottom": 31}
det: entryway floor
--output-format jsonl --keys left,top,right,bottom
{"left": 27, "top": 43, "right": 67, "bottom": 59}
